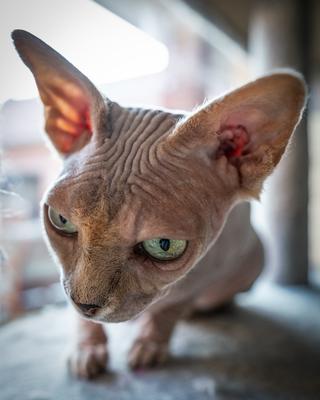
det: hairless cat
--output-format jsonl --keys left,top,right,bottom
{"left": 12, "top": 30, "right": 306, "bottom": 379}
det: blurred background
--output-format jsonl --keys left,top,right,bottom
{"left": 0, "top": 0, "right": 319, "bottom": 323}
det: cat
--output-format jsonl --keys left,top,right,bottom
{"left": 12, "top": 30, "right": 306, "bottom": 379}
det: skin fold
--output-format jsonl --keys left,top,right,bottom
{"left": 12, "top": 30, "right": 306, "bottom": 379}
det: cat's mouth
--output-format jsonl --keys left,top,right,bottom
{"left": 68, "top": 291, "right": 156, "bottom": 323}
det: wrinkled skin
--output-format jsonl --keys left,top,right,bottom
{"left": 12, "top": 30, "right": 306, "bottom": 378}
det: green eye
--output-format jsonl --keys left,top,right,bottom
{"left": 47, "top": 206, "right": 77, "bottom": 234}
{"left": 141, "top": 238, "right": 187, "bottom": 261}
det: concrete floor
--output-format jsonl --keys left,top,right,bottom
{"left": 0, "top": 282, "right": 319, "bottom": 400}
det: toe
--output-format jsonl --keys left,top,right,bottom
{"left": 69, "top": 344, "right": 108, "bottom": 379}
{"left": 128, "top": 339, "right": 168, "bottom": 370}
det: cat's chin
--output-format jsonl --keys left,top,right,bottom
{"left": 85, "top": 309, "right": 142, "bottom": 323}
{"left": 71, "top": 302, "right": 148, "bottom": 323}
{"left": 67, "top": 287, "right": 159, "bottom": 323}
{"left": 92, "top": 313, "right": 134, "bottom": 323}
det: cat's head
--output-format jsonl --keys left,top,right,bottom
{"left": 12, "top": 30, "right": 306, "bottom": 322}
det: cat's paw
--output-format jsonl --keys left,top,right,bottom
{"left": 68, "top": 343, "right": 108, "bottom": 379}
{"left": 128, "top": 338, "right": 169, "bottom": 369}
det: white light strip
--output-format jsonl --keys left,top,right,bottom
{"left": 0, "top": 0, "right": 169, "bottom": 102}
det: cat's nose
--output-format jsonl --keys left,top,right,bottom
{"left": 75, "top": 302, "right": 101, "bottom": 316}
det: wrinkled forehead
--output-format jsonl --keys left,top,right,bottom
{"left": 45, "top": 105, "right": 207, "bottom": 235}
{"left": 46, "top": 179, "right": 204, "bottom": 248}
{"left": 47, "top": 167, "right": 204, "bottom": 241}
{"left": 54, "top": 106, "right": 180, "bottom": 192}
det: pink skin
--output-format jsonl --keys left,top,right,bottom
{"left": 12, "top": 30, "right": 306, "bottom": 378}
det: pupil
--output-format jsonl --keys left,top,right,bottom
{"left": 159, "top": 238, "right": 170, "bottom": 252}
{"left": 59, "top": 215, "right": 67, "bottom": 225}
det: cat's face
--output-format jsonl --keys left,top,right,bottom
{"left": 41, "top": 105, "right": 234, "bottom": 322}
{"left": 12, "top": 30, "right": 306, "bottom": 322}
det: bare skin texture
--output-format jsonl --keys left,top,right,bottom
{"left": 12, "top": 30, "right": 306, "bottom": 379}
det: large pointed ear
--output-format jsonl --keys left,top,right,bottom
{"left": 166, "top": 72, "right": 307, "bottom": 197}
{"left": 12, "top": 30, "right": 108, "bottom": 155}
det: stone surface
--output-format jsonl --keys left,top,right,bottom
{"left": 0, "top": 282, "right": 319, "bottom": 400}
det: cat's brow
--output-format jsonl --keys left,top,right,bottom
{"left": 86, "top": 107, "right": 179, "bottom": 185}
{"left": 51, "top": 106, "right": 185, "bottom": 222}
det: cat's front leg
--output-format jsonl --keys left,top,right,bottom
{"left": 68, "top": 316, "right": 108, "bottom": 379}
{"left": 128, "top": 302, "right": 189, "bottom": 369}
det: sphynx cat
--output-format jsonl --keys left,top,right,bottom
{"left": 12, "top": 30, "right": 306, "bottom": 379}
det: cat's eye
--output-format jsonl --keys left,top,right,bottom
{"left": 47, "top": 206, "right": 78, "bottom": 234}
{"left": 141, "top": 238, "right": 187, "bottom": 261}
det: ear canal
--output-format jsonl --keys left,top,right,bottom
{"left": 166, "top": 71, "right": 307, "bottom": 196}
{"left": 12, "top": 29, "right": 108, "bottom": 155}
